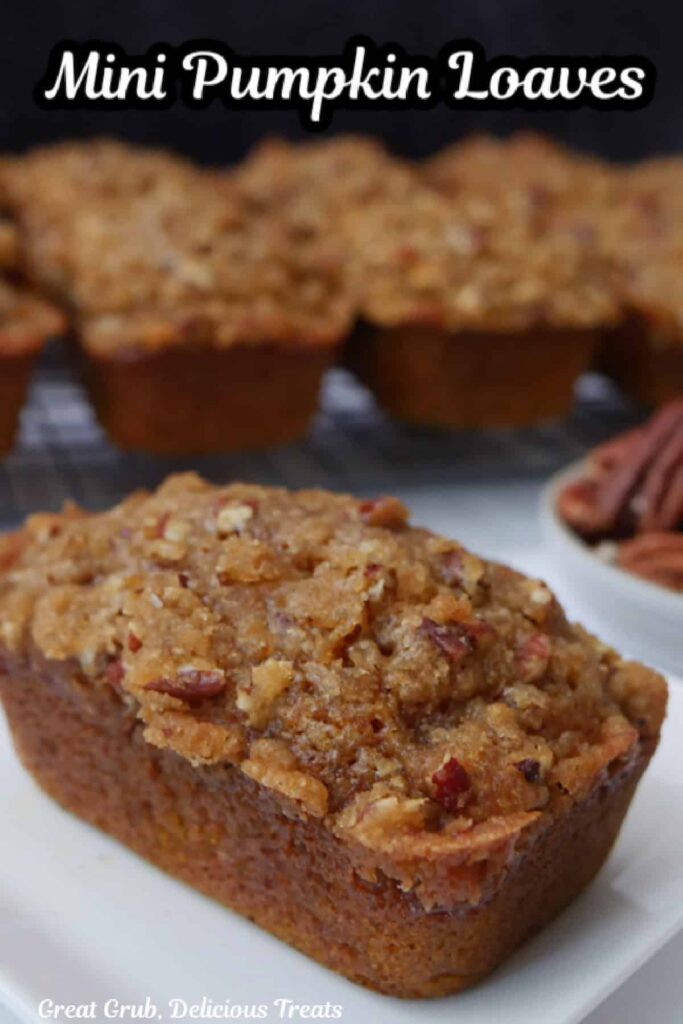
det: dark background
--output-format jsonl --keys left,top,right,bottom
{"left": 2, "top": 0, "right": 681, "bottom": 166}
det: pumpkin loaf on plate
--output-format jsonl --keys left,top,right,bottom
{"left": 0, "top": 475, "right": 666, "bottom": 997}
{"left": 2, "top": 141, "right": 353, "bottom": 454}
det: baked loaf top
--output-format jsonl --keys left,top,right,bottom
{"left": 346, "top": 183, "right": 618, "bottom": 331}
{"left": 347, "top": 131, "right": 616, "bottom": 332}
{"left": 423, "top": 132, "right": 610, "bottom": 203}
{"left": 2, "top": 141, "right": 354, "bottom": 354}
{"left": 233, "top": 135, "right": 416, "bottom": 211}
{"left": 348, "top": 134, "right": 618, "bottom": 331}
{"left": 0, "top": 474, "right": 666, "bottom": 906}
{"left": 599, "top": 157, "right": 683, "bottom": 341}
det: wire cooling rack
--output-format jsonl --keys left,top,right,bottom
{"left": 0, "top": 344, "right": 642, "bottom": 527}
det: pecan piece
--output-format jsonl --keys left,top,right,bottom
{"left": 432, "top": 757, "right": 471, "bottom": 812}
{"left": 439, "top": 549, "right": 465, "bottom": 586}
{"left": 127, "top": 632, "right": 143, "bottom": 653}
{"left": 359, "top": 496, "right": 408, "bottom": 529}
{"left": 515, "top": 633, "right": 552, "bottom": 682}
{"left": 105, "top": 659, "right": 125, "bottom": 689}
{"left": 146, "top": 668, "right": 227, "bottom": 705}
{"left": 419, "top": 616, "right": 494, "bottom": 662}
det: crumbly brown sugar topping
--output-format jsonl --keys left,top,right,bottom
{"left": 2, "top": 141, "right": 354, "bottom": 353}
{"left": 0, "top": 474, "right": 665, "bottom": 887}
{"left": 346, "top": 181, "right": 619, "bottom": 331}
{"left": 594, "top": 157, "right": 683, "bottom": 336}
{"left": 233, "top": 135, "right": 416, "bottom": 212}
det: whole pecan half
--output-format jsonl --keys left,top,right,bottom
{"left": 557, "top": 400, "right": 683, "bottom": 539}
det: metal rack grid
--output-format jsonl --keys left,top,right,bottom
{"left": 0, "top": 345, "right": 643, "bottom": 527}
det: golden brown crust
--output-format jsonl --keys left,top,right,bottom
{"left": 77, "top": 343, "right": 336, "bottom": 454}
{"left": 0, "top": 658, "right": 652, "bottom": 997}
{"left": 346, "top": 322, "right": 598, "bottom": 428}
{"left": 0, "top": 475, "right": 667, "bottom": 906}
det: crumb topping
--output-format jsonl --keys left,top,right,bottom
{"left": 2, "top": 140, "right": 354, "bottom": 353}
{"left": 343, "top": 133, "right": 617, "bottom": 331}
{"left": 0, "top": 473, "right": 666, "bottom": 883}
{"left": 598, "top": 157, "right": 683, "bottom": 340}
{"left": 232, "top": 135, "right": 416, "bottom": 212}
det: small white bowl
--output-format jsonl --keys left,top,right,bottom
{"left": 541, "top": 463, "right": 682, "bottom": 678}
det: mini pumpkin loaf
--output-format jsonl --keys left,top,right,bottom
{"left": 345, "top": 146, "right": 619, "bottom": 428}
{"left": 2, "top": 141, "right": 353, "bottom": 454}
{"left": 597, "top": 157, "right": 683, "bottom": 404}
{"left": 0, "top": 279, "right": 65, "bottom": 456}
{"left": 0, "top": 473, "right": 666, "bottom": 997}
{"left": 0, "top": 198, "right": 64, "bottom": 456}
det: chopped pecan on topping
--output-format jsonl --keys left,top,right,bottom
{"left": 437, "top": 548, "right": 484, "bottom": 595}
{"left": 439, "top": 549, "right": 465, "bottom": 587}
{"left": 359, "top": 496, "right": 408, "bottom": 529}
{"left": 145, "top": 668, "right": 227, "bottom": 705}
{"left": 515, "top": 758, "right": 541, "bottom": 783}
{"left": 515, "top": 633, "right": 552, "bottom": 682}
{"left": 148, "top": 512, "right": 169, "bottom": 539}
{"left": 127, "top": 631, "right": 143, "bottom": 653}
{"left": 105, "top": 659, "right": 125, "bottom": 687}
{"left": 432, "top": 757, "right": 471, "bottom": 812}
{"left": 419, "top": 616, "right": 494, "bottom": 662}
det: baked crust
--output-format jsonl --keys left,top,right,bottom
{"left": 346, "top": 322, "right": 598, "bottom": 428}
{"left": 77, "top": 342, "right": 336, "bottom": 455}
{"left": 596, "top": 156, "right": 683, "bottom": 401}
{"left": 0, "top": 252, "right": 65, "bottom": 455}
{"left": 0, "top": 475, "right": 667, "bottom": 994}
{"left": 0, "top": 656, "right": 653, "bottom": 997}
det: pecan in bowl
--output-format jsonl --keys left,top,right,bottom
{"left": 556, "top": 400, "right": 683, "bottom": 592}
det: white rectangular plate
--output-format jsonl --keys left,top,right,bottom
{"left": 1, "top": 679, "right": 682, "bottom": 1024}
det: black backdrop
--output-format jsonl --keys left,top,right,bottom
{"left": 3, "top": 0, "right": 682, "bottom": 165}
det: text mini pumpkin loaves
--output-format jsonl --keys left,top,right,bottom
{"left": 0, "top": 474, "right": 667, "bottom": 997}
